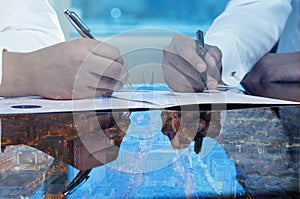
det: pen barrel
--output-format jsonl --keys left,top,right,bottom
{"left": 196, "top": 30, "right": 207, "bottom": 89}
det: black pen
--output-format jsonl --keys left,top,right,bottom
{"left": 195, "top": 30, "right": 207, "bottom": 89}
{"left": 64, "top": 9, "right": 133, "bottom": 89}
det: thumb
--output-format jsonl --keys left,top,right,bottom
{"left": 205, "top": 50, "right": 221, "bottom": 90}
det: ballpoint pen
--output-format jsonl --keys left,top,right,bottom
{"left": 64, "top": 9, "right": 133, "bottom": 89}
{"left": 63, "top": 169, "right": 92, "bottom": 196}
{"left": 195, "top": 30, "right": 207, "bottom": 89}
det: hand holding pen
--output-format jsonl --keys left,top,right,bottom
{"left": 162, "top": 31, "right": 222, "bottom": 92}
{"left": 0, "top": 10, "right": 130, "bottom": 100}
{"left": 64, "top": 9, "right": 132, "bottom": 89}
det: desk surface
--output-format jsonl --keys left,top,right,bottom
{"left": 0, "top": 105, "right": 299, "bottom": 198}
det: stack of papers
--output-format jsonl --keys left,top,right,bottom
{"left": 0, "top": 84, "right": 298, "bottom": 114}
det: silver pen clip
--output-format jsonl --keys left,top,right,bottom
{"left": 64, "top": 9, "right": 95, "bottom": 39}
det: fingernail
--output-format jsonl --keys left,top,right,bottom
{"left": 207, "top": 80, "right": 218, "bottom": 89}
{"left": 196, "top": 63, "right": 206, "bottom": 73}
{"left": 208, "top": 54, "right": 216, "bottom": 65}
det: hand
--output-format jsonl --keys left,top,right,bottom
{"left": 0, "top": 38, "right": 129, "bottom": 99}
{"left": 162, "top": 34, "right": 222, "bottom": 92}
{"left": 1, "top": 111, "right": 130, "bottom": 170}
{"left": 71, "top": 112, "right": 130, "bottom": 170}
{"left": 161, "top": 111, "right": 207, "bottom": 149}
{"left": 161, "top": 110, "right": 221, "bottom": 154}
{"left": 240, "top": 82, "right": 300, "bottom": 102}
{"left": 242, "top": 52, "right": 300, "bottom": 83}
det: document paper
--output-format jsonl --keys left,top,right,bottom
{"left": 0, "top": 84, "right": 298, "bottom": 114}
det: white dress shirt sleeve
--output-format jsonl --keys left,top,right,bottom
{"left": 277, "top": 0, "right": 300, "bottom": 53}
{"left": 0, "top": 0, "right": 65, "bottom": 85}
{"left": 205, "top": 0, "right": 292, "bottom": 86}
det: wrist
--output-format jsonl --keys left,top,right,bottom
{"left": 0, "top": 51, "right": 35, "bottom": 97}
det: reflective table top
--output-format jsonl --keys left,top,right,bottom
{"left": 0, "top": 83, "right": 299, "bottom": 198}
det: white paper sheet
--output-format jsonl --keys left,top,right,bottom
{"left": 0, "top": 84, "right": 298, "bottom": 114}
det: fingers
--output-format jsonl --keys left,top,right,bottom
{"left": 71, "top": 40, "right": 129, "bottom": 98}
{"left": 167, "top": 34, "right": 207, "bottom": 73}
{"left": 162, "top": 34, "right": 222, "bottom": 92}
{"left": 205, "top": 44, "right": 222, "bottom": 64}
{"left": 85, "top": 53, "right": 128, "bottom": 81}
{"left": 74, "top": 38, "right": 124, "bottom": 65}
{"left": 82, "top": 68, "right": 127, "bottom": 95}
{"left": 162, "top": 34, "right": 209, "bottom": 92}
{"left": 163, "top": 50, "right": 204, "bottom": 83}
{"left": 91, "top": 41, "right": 125, "bottom": 64}
{"left": 205, "top": 52, "right": 221, "bottom": 90}
{"left": 162, "top": 60, "right": 205, "bottom": 92}
{"left": 89, "top": 40, "right": 129, "bottom": 84}
{"left": 89, "top": 76, "right": 124, "bottom": 91}
{"left": 74, "top": 88, "right": 115, "bottom": 99}
{"left": 79, "top": 46, "right": 129, "bottom": 92}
